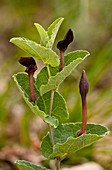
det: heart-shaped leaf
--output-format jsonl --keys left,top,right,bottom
{"left": 41, "top": 122, "right": 109, "bottom": 159}
{"left": 38, "top": 91, "right": 69, "bottom": 122}
{"left": 10, "top": 38, "right": 60, "bottom": 67}
{"left": 40, "top": 50, "right": 90, "bottom": 95}
{"left": 13, "top": 72, "right": 69, "bottom": 125}
{"left": 13, "top": 72, "right": 46, "bottom": 119}
{"left": 16, "top": 160, "right": 49, "bottom": 170}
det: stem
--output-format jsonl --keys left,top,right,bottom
{"left": 47, "top": 65, "right": 61, "bottom": 170}
{"left": 48, "top": 90, "right": 55, "bottom": 146}
{"left": 46, "top": 65, "right": 55, "bottom": 146}
{"left": 48, "top": 124, "right": 54, "bottom": 146}
{"left": 47, "top": 65, "right": 51, "bottom": 77}
{"left": 77, "top": 96, "right": 87, "bottom": 136}
{"left": 49, "top": 90, "right": 55, "bottom": 116}
{"left": 59, "top": 51, "right": 64, "bottom": 71}
{"left": 29, "top": 73, "right": 36, "bottom": 102}
{"left": 81, "top": 96, "right": 87, "bottom": 134}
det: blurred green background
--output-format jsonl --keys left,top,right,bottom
{"left": 0, "top": 0, "right": 112, "bottom": 169}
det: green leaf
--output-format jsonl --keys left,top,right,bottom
{"left": 37, "top": 91, "right": 69, "bottom": 122}
{"left": 41, "top": 134, "right": 53, "bottom": 159}
{"left": 16, "top": 160, "right": 49, "bottom": 170}
{"left": 35, "top": 67, "right": 49, "bottom": 90}
{"left": 46, "top": 17, "right": 64, "bottom": 48}
{"left": 13, "top": 72, "right": 69, "bottom": 124}
{"left": 40, "top": 50, "right": 90, "bottom": 95}
{"left": 41, "top": 123, "right": 109, "bottom": 159}
{"left": 45, "top": 116, "right": 59, "bottom": 128}
{"left": 13, "top": 72, "right": 46, "bottom": 120}
{"left": 34, "top": 23, "right": 49, "bottom": 46}
{"left": 34, "top": 17, "right": 64, "bottom": 48}
{"left": 10, "top": 37, "right": 60, "bottom": 67}
{"left": 35, "top": 66, "right": 59, "bottom": 90}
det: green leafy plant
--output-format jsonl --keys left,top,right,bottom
{"left": 10, "top": 17, "right": 109, "bottom": 170}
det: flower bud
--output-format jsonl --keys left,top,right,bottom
{"left": 57, "top": 29, "right": 74, "bottom": 52}
{"left": 79, "top": 70, "right": 89, "bottom": 98}
{"left": 19, "top": 57, "right": 37, "bottom": 74}
{"left": 18, "top": 57, "right": 37, "bottom": 102}
{"left": 77, "top": 70, "right": 89, "bottom": 136}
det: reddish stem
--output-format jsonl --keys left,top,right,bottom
{"left": 59, "top": 51, "right": 64, "bottom": 71}
{"left": 81, "top": 96, "right": 87, "bottom": 133}
{"left": 29, "top": 73, "right": 36, "bottom": 102}
{"left": 77, "top": 96, "right": 87, "bottom": 136}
